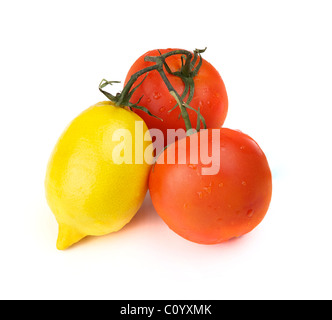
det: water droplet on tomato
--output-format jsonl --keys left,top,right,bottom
{"left": 218, "top": 182, "right": 224, "bottom": 188}
{"left": 246, "top": 209, "right": 254, "bottom": 218}
{"left": 153, "top": 92, "right": 162, "bottom": 100}
{"left": 203, "top": 186, "right": 212, "bottom": 194}
{"left": 147, "top": 97, "right": 151, "bottom": 103}
{"left": 197, "top": 191, "right": 203, "bottom": 199}
{"left": 159, "top": 106, "right": 166, "bottom": 112}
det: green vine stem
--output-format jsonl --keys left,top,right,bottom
{"left": 99, "top": 48, "right": 207, "bottom": 133}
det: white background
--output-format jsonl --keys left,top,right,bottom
{"left": 1, "top": 0, "right": 331, "bottom": 300}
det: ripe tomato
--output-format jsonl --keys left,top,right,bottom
{"left": 149, "top": 128, "right": 272, "bottom": 244}
{"left": 124, "top": 49, "right": 228, "bottom": 144}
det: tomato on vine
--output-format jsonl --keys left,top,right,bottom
{"left": 124, "top": 48, "right": 228, "bottom": 144}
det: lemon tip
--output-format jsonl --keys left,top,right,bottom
{"left": 56, "top": 223, "right": 86, "bottom": 250}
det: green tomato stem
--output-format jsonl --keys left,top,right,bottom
{"left": 99, "top": 48, "right": 207, "bottom": 132}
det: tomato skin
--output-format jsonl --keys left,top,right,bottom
{"left": 124, "top": 49, "right": 228, "bottom": 143}
{"left": 149, "top": 128, "right": 272, "bottom": 244}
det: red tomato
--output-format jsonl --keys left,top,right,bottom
{"left": 124, "top": 49, "right": 228, "bottom": 144}
{"left": 149, "top": 128, "right": 272, "bottom": 244}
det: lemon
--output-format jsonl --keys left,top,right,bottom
{"left": 45, "top": 101, "right": 153, "bottom": 250}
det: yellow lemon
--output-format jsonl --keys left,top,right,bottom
{"left": 45, "top": 101, "right": 153, "bottom": 250}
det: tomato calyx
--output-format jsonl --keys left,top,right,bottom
{"left": 144, "top": 48, "right": 207, "bottom": 133}
{"left": 159, "top": 48, "right": 206, "bottom": 107}
{"left": 99, "top": 48, "right": 207, "bottom": 132}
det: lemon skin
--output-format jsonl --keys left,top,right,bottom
{"left": 45, "top": 101, "right": 153, "bottom": 250}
